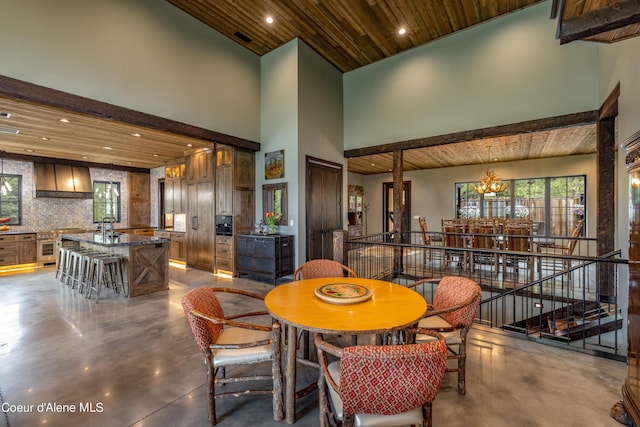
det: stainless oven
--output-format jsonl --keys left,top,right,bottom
{"left": 36, "top": 232, "right": 60, "bottom": 266}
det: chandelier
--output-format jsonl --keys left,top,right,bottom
{"left": 471, "top": 168, "right": 509, "bottom": 194}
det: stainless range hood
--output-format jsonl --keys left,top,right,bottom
{"left": 33, "top": 162, "right": 93, "bottom": 198}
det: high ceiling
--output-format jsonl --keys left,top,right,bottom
{"left": 168, "top": 0, "right": 543, "bottom": 73}
{"left": 0, "top": 0, "right": 637, "bottom": 172}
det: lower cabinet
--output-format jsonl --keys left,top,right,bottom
{"left": 153, "top": 230, "right": 186, "bottom": 263}
{"left": 237, "top": 234, "right": 294, "bottom": 285}
{"left": 0, "top": 233, "right": 36, "bottom": 266}
{"left": 215, "top": 235, "right": 234, "bottom": 275}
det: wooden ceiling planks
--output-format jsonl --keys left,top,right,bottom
{"left": 168, "top": 0, "right": 543, "bottom": 72}
{"left": 557, "top": 0, "right": 640, "bottom": 43}
{"left": 347, "top": 124, "right": 597, "bottom": 175}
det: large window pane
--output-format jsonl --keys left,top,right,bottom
{"left": 93, "top": 181, "right": 121, "bottom": 223}
{"left": 455, "top": 174, "right": 585, "bottom": 236}
{"left": 0, "top": 175, "right": 22, "bottom": 225}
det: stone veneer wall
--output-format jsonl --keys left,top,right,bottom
{"left": 149, "top": 166, "right": 163, "bottom": 228}
{"left": 3, "top": 159, "right": 131, "bottom": 232}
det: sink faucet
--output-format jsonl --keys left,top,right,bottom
{"left": 102, "top": 217, "right": 115, "bottom": 236}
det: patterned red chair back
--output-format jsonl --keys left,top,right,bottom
{"left": 432, "top": 276, "right": 481, "bottom": 329}
{"left": 294, "top": 259, "right": 356, "bottom": 280}
{"left": 182, "top": 288, "right": 225, "bottom": 352}
{"left": 339, "top": 342, "right": 448, "bottom": 416}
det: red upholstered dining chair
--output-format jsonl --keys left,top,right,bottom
{"left": 182, "top": 287, "right": 283, "bottom": 426}
{"left": 293, "top": 259, "right": 357, "bottom": 280}
{"left": 407, "top": 276, "right": 481, "bottom": 395}
{"left": 315, "top": 332, "right": 448, "bottom": 427}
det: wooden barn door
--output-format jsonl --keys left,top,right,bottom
{"left": 305, "top": 156, "right": 343, "bottom": 260}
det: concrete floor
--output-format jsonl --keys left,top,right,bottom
{"left": 0, "top": 265, "right": 628, "bottom": 427}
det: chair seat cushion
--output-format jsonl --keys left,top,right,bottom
{"left": 326, "top": 361, "right": 424, "bottom": 427}
{"left": 416, "top": 315, "right": 462, "bottom": 344}
{"left": 212, "top": 327, "right": 273, "bottom": 367}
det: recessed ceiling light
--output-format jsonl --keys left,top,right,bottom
{"left": 25, "top": 149, "right": 34, "bottom": 153}
{"left": 59, "top": 118, "right": 70, "bottom": 123}
{"left": 266, "top": 16, "right": 274, "bottom": 24}
{"left": 40, "top": 137, "right": 50, "bottom": 141}
{"left": 370, "top": 163, "right": 375, "bottom": 167}
{"left": 152, "top": 154, "right": 159, "bottom": 157}
{"left": 398, "top": 28, "right": 407, "bottom": 35}
{"left": 101, "top": 146, "right": 112, "bottom": 150}
{"left": 131, "top": 132, "right": 142, "bottom": 137}
{"left": 81, "top": 156, "right": 88, "bottom": 159}
{"left": 186, "top": 143, "right": 193, "bottom": 147}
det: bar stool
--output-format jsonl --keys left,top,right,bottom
{"left": 86, "top": 255, "right": 126, "bottom": 303}
{"left": 55, "top": 247, "right": 69, "bottom": 284}
{"left": 67, "top": 248, "right": 96, "bottom": 289}
{"left": 76, "top": 251, "right": 103, "bottom": 294}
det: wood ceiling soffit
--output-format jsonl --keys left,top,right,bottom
{"left": 344, "top": 110, "right": 599, "bottom": 158}
{"left": 557, "top": 0, "right": 640, "bottom": 44}
{"left": 0, "top": 75, "right": 260, "bottom": 152}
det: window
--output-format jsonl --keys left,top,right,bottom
{"left": 455, "top": 174, "right": 585, "bottom": 236}
{"left": 0, "top": 174, "right": 22, "bottom": 225}
{"left": 93, "top": 181, "right": 121, "bottom": 223}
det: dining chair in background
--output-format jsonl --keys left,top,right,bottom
{"left": 294, "top": 259, "right": 358, "bottom": 280}
{"left": 315, "top": 332, "right": 448, "bottom": 427}
{"left": 407, "top": 276, "right": 481, "bottom": 395}
{"left": 441, "top": 218, "right": 469, "bottom": 271}
{"left": 503, "top": 218, "right": 534, "bottom": 282}
{"left": 182, "top": 287, "right": 283, "bottom": 426}
{"left": 536, "top": 219, "right": 585, "bottom": 282}
{"left": 468, "top": 218, "right": 500, "bottom": 278}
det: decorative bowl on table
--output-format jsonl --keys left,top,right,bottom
{"left": 314, "top": 282, "right": 372, "bottom": 305}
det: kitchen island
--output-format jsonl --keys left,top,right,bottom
{"left": 62, "top": 232, "right": 170, "bottom": 297}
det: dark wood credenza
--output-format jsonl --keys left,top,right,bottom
{"left": 237, "top": 234, "right": 294, "bottom": 285}
{"left": 622, "top": 131, "right": 640, "bottom": 425}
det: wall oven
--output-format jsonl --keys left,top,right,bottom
{"left": 36, "top": 232, "right": 60, "bottom": 267}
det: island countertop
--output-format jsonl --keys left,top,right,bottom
{"left": 61, "top": 232, "right": 170, "bottom": 247}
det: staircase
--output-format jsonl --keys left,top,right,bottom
{"left": 504, "top": 300, "right": 622, "bottom": 342}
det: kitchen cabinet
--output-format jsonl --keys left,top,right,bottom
{"left": 237, "top": 234, "right": 294, "bottom": 285}
{"left": 214, "top": 146, "right": 255, "bottom": 276}
{"left": 154, "top": 230, "right": 186, "bottom": 262}
{"left": 170, "top": 232, "right": 186, "bottom": 262}
{"left": 129, "top": 172, "right": 151, "bottom": 228}
{"left": 187, "top": 149, "right": 213, "bottom": 182}
{"left": 0, "top": 233, "right": 36, "bottom": 266}
{"left": 187, "top": 180, "right": 214, "bottom": 271}
{"left": 164, "top": 158, "right": 186, "bottom": 214}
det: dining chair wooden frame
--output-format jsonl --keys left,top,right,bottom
{"left": 503, "top": 218, "right": 534, "bottom": 282}
{"left": 182, "top": 287, "right": 284, "bottom": 426}
{"left": 314, "top": 330, "right": 448, "bottom": 427}
{"left": 406, "top": 276, "right": 481, "bottom": 396}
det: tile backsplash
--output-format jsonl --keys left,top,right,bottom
{"left": 3, "top": 160, "right": 134, "bottom": 232}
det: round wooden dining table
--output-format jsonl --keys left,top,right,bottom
{"left": 265, "top": 277, "right": 427, "bottom": 424}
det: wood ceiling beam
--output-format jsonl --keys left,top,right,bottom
{"left": 559, "top": 0, "right": 640, "bottom": 44}
{"left": 344, "top": 110, "right": 599, "bottom": 158}
{"left": 0, "top": 75, "right": 260, "bottom": 152}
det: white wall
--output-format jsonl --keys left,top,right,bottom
{"left": 343, "top": 2, "right": 599, "bottom": 150}
{"left": 0, "top": 0, "right": 261, "bottom": 141}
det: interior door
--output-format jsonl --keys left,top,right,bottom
{"left": 306, "top": 156, "right": 343, "bottom": 260}
{"left": 382, "top": 181, "right": 411, "bottom": 243}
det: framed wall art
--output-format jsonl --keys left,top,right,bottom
{"left": 265, "top": 150, "right": 285, "bottom": 180}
